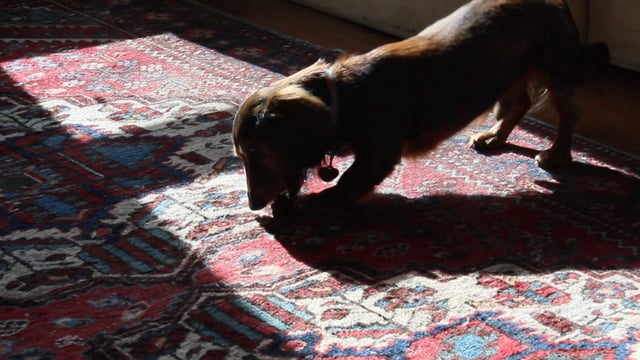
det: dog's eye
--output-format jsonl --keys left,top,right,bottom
{"left": 247, "top": 146, "right": 257, "bottom": 154}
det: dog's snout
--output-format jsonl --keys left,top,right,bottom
{"left": 240, "top": 154, "right": 288, "bottom": 211}
{"left": 243, "top": 169, "right": 270, "bottom": 210}
{"left": 248, "top": 195, "right": 268, "bottom": 211}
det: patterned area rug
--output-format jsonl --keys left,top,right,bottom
{"left": 1, "top": 1, "right": 640, "bottom": 358}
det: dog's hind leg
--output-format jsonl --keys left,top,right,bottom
{"left": 470, "top": 73, "right": 531, "bottom": 150}
{"left": 534, "top": 81, "right": 577, "bottom": 168}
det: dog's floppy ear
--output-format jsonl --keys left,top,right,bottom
{"left": 262, "top": 84, "right": 332, "bottom": 168}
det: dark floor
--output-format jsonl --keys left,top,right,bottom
{"left": 203, "top": 0, "right": 640, "bottom": 156}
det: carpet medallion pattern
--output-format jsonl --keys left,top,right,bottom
{"left": 1, "top": 1, "right": 639, "bottom": 359}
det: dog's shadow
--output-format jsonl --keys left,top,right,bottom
{"left": 260, "top": 160, "right": 640, "bottom": 280}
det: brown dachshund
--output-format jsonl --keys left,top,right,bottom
{"left": 233, "top": 0, "right": 608, "bottom": 212}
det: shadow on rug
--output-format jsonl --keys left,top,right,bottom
{"left": 267, "top": 161, "right": 640, "bottom": 276}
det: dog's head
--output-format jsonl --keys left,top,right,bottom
{"left": 233, "top": 84, "right": 331, "bottom": 210}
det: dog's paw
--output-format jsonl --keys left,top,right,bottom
{"left": 272, "top": 194, "right": 295, "bottom": 218}
{"left": 294, "top": 189, "right": 351, "bottom": 214}
{"left": 469, "top": 132, "right": 507, "bottom": 150}
{"left": 294, "top": 193, "right": 332, "bottom": 213}
{"left": 535, "top": 148, "right": 572, "bottom": 169}
{"left": 256, "top": 195, "right": 295, "bottom": 234}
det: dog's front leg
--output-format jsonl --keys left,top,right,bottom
{"left": 470, "top": 75, "right": 531, "bottom": 151}
{"left": 298, "top": 144, "right": 402, "bottom": 211}
{"left": 270, "top": 170, "right": 305, "bottom": 218}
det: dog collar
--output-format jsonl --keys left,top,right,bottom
{"left": 324, "top": 66, "right": 339, "bottom": 129}
{"left": 318, "top": 66, "right": 340, "bottom": 182}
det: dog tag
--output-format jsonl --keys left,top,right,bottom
{"left": 318, "top": 166, "right": 339, "bottom": 182}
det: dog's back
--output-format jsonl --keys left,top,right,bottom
{"left": 332, "top": 0, "right": 603, "bottom": 157}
